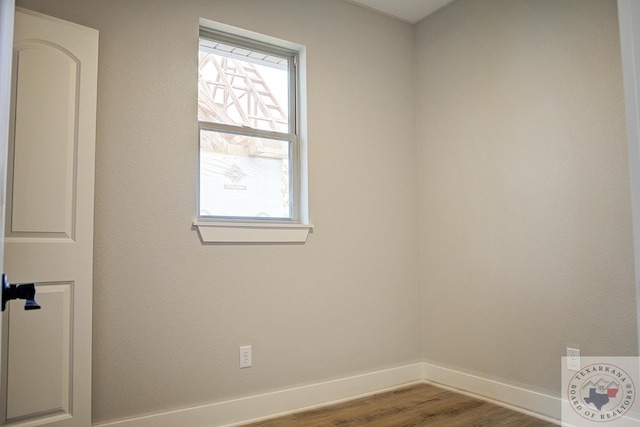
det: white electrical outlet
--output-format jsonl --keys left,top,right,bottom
{"left": 240, "top": 345, "right": 252, "bottom": 368}
{"left": 567, "top": 347, "right": 580, "bottom": 371}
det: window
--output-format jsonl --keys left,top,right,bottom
{"left": 195, "top": 22, "right": 311, "bottom": 243}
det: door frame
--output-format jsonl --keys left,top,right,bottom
{"left": 618, "top": 0, "right": 640, "bottom": 356}
{"left": 0, "top": 4, "right": 13, "bottom": 238}
{"left": 0, "top": 0, "right": 14, "bottom": 390}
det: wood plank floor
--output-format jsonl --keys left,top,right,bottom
{"left": 242, "top": 383, "right": 558, "bottom": 426}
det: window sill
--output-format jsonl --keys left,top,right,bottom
{"left": 194, "top": 221, "right": 313, "bottom": 243}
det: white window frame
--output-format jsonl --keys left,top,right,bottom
{"left": 194, "top": 19, "right": 311, "bottom": 243}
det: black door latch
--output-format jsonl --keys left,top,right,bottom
{"left": 1, "top": 274, "right": 41, "bottom": 311}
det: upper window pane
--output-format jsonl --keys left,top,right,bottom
{"left": 198, "top": 39, "right": 290, "bottom": 133}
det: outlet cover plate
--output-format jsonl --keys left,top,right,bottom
{"left": 240, "top": 345, "right": 252, "bottom": 368}
{"left": 567, "top": 347, "right": 580, "bottom": 371}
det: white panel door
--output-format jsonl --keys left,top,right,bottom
{"left": 1, "top": 8, "right": 98, "bottom": 427}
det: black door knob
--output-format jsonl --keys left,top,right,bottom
{"left": 1, "top": 274, "right": 41, "bottom": 311}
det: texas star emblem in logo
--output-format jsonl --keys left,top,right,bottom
{"left": 568, "top": 363, "right": 636, "bottom": 422}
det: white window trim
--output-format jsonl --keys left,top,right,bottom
{"left": 196, "top": 18, "right": 311, "bottom": 244}
{"left": 194, "top": 221, "right": 313, "bottom": 243}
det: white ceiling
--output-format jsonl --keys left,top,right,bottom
{"left": 348, "top": 0, "right": 456, "bottom": 24}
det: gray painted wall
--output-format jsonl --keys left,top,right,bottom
{"left": 416, "top": 0, "right": 637, "bottom": 394}
{"left": 14, "top": 0, "right": 421, "bottom": 423}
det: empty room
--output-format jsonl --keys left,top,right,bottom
{"left": 0, "top": 0, "right": 639, "bottom": 425}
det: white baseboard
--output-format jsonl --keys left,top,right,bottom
{"left": 94, "top": 362, "right": 561, "bottom": 426}
{"left": 421, "top": 362, "right": 561, "bottom": 424}
{"left": 93, "top": 363, "right": 423, "bottom": 427}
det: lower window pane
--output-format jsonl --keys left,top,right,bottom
{"left": 199, "top": 129, "right": 291, "bottom": 219}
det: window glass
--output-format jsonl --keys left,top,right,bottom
{"left": 198, "top": 31, "right": 298, "bottom": 222}
{"left": 199, "top": 128, "right": 291, "bottom": 219}
{"left": 198, "top": 40, "right": 290, "bottom": 133}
